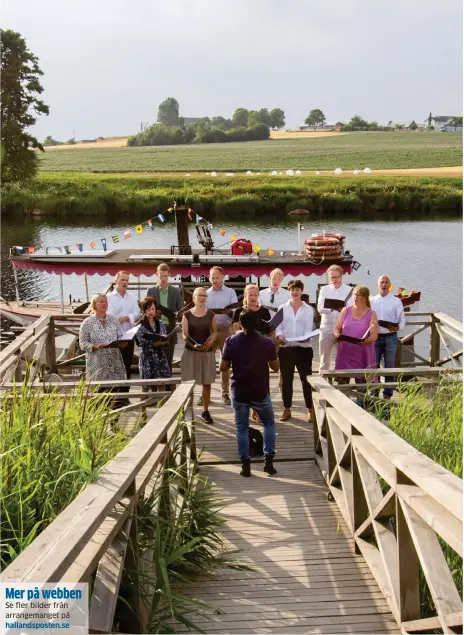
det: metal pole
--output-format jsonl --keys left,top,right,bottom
{"left": 84, "top": 273, "right": 89, "bottom": 302}
{"left": 60, "top": 273, "right": 65, "bottom": 314}
{"left": 12, "top": 265, "right": 21, "bottom": 303}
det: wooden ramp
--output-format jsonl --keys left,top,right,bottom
{"left": 182, "top": 375, "right": 399, "bottom": 634}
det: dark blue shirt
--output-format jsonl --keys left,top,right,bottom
{"left": 222, "top": 331, "right": 277, "bottom": 402}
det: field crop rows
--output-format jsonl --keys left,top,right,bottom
{"left": 38, "top": 132, "right": 463, "bottom": 173}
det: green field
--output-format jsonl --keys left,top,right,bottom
{"left": 38, "top": 132, "right": 462, "bottom": 172}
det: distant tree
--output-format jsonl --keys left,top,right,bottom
{"left": 247, "top": 110, "right": 261, "bottom": 127}
{"left": 304, "top": 109, "right": 326, "bottom": 130}
{"left": 43, "top": 135, "right": 61, "bottom": 146}
{"left": 349, "top": 114, "right": 369, "bottom": 129}
{"left": 232, "top": 108, "right": 249, "bottom": 127}
{"left": 368, "top": 121, "right": 379, "bottom": 130}
{"left": 257, "top": 108, "right": 271, "bottom": 126}
{"left": 427, "top": 112, "right": 432, "bottom": 128}
{"left": 270, "top": 108, "right": 285, "bottom": 129}
{"left": 67, "top": 138, "right": 76, "bottom": 144}
{"left": 211, "top": 116, "right": 233, "bottom": 130}
{"left": 409, "top": 121, "right": 418, "bottom": 131}
{"left": 1, "top": 29, "right": 49, "bottom": 182}
{"left": 157, "top": 97, "right": 180, "bottom": 127}
{"left": 447, "top": 116, "right": 463, "bottom": 130}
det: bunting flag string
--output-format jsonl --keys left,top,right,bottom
{"left": 17, "top": 202, "right": 268, "bottom": 256}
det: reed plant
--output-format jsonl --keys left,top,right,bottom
{"left": 0, "top": 377, "right": 130, "bottom": 567}
{"left": 2, "top": 174, "right": 461, "bottom": 219}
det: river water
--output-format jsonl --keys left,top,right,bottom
{"left": 1, "top": 216, "right": 462, "bottom": 320}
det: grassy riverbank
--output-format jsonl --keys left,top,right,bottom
{"left": 3, "top": 173, "right": 462, "bottom": 219}
{"left": 39, "top": 132, "right": 463, "bottom": 172}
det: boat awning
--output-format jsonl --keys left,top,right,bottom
{"left": 11, "top": 258, "right": 352, "bottom": 278}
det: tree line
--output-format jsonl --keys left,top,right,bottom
{"left": 127, "top": 98, "right": 285, "bottom": 146}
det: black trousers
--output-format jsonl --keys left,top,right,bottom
{"left": 165, "top": 336, "right": 176, "bottom": 373}
{"left": 120, "top": 341, "right": 135, "bottom": 393}
{"left": 279, "top": 346, "right": 313, "bottom": 409}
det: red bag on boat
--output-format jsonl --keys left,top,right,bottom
{"left": 231, "top": 239, "right": 253, "bottom": 255}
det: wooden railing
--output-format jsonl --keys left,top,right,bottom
{"left": 398, "top": 311, "right": 463, "bottom": 368}
{"left": 308, "top": 376, "right": 463, "bottom": 634}
{"left": 0, "top": 380, "right": 196, "bottom": 633}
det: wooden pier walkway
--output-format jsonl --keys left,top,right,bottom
{"left": 181, "top": 375, "right": 399, "bottom": 634}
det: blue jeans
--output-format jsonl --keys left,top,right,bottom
{"left": 232, "top": 394, "right": 276, "bottom": 461}
{"left": 375, "top": 334, "right": 398, "bottom": 397}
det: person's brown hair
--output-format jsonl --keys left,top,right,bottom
{"left": 157, "top": 263, "right": 170, "bottom": 273}
{"left": 115, "top": 270, "right": 130, "bottom": 281}
{"left": 353, "top": 285, "right": 371, "bottom": 308}
{"left": 287, "top": 279, "right": 304, "bottom": 291}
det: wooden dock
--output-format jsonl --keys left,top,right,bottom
{"left": 180, "top": 375, "right": 399, "bottom": 633}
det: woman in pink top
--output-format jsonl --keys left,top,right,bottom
{"left": 334, "top": 285, "right": 378, "bottom": 383}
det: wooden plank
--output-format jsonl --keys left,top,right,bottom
{"left": 434, "top": 312, "right": 464, "bottom": 338}
{"left": 0, "top": 381, "right": 195, "bottom": 583}
{"left": 322, "top": 367, "right": 461, "bottom": 378}
{"left": 0, "top": 314, "right": 50, "bottom": 365}
{"left": 399, "top": 499, "right": 462, "bottom": 631}
{"left": 89, "top": 516, "right": 132, "bottom": 633}
{"left": 396, "top": 484, "right": 462, "bottom": 556}
{"left": 402, "top": 612, "right": 462, "bottom": 632}
{"left": 28, "top": 332, "right": 48, "bottom": 383}
{"left": 436, "top": 324, "right": 461, "bottom": 368}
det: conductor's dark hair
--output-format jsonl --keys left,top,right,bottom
{"left": 239, "top": 309, "right": 257, "bottom": 334}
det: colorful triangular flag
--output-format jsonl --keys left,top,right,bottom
{"left": 167, "top": 207, "right": 173, "bottom": 213}
{"left": 196, "top": 214, "right": 203, "bottom": 224}
{"left": 101, "top": 238, "right": 107, "bottom": 252}
{"left": 58, "top": 247, "right": 63, "bottom": 253}
{"left": 207, "top": 223, "right": 213, "bottom": 230}
{"left": 28, "top": 247, "right": 35, "bottom": 254}
{"left": 158, "top": 213, "right": 165, "bottom": 223}
{"left": 112, "top": 235, "right": 120, "bottom": 243}
{"left": 76, "top": 243, "right": 83, "bottom": 252}
{"left": 135, "top": 224, "right": 143, "bottom": 234}
{"left": 90, "top": 241, "right": 96, "bottom": 249}
{"left": 64, "top": 246, "right": 71, "bottom": 255}
{"left": 147, "top": 220, "right": 153, "bottom": 231}
{"left": 123, "top": 231, "right": 131, "bottom": 239}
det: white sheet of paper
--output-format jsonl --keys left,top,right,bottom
{"left": 285, "top": 329, "right": 320, "bottom": 343}
{"left": 120, "top": 324, "right": 141, "bottom": 340}
{"left": 361, "top": 325, "right": 371, "bottom": 340}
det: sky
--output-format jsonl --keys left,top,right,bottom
{"left": 3, "top": 0, "right": 463, "bottom": 141}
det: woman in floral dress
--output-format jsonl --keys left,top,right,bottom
{"left": 136, "top": 297, "right": 171, "bottom": 386}
{"left": 79, "top": 294, "right": 127, "bottom": 382}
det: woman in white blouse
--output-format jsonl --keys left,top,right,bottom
{"left": 275, "top": 280, "right": 315, "bottom": 422}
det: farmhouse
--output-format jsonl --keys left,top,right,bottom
{"left": 387, "top": 120, "right": 423, "bottom": 131}
{"left": 425, "top": 115, "right": 463, "bottom": 132}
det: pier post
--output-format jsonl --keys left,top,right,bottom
{"left": 175, "top": 205, "right": 190, "bottom": 255}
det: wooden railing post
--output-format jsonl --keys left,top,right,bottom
{"left": 396, "top": 471, "right": 421, "bottom": 623}
{"left": 430, "top": 314, "right": 440, "bottom": 367}
{"left": 118, "top": 480, "right": 142, "bottom": 634}
{"left": 46, "top": 317, "right": 57, "bottom": 373}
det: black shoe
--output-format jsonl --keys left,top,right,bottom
{"left": 263, "top": 455, "right": 277, "bottom": 475}
{"left": 240, "top": 459, "right": 251, "bottom": 477}
{"left": 200, "top": 410, "right": 213, "bottom": 424}
{"left": 222, "top": 394, "right": 231, "bottom": 405}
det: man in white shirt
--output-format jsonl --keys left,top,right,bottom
{"left": 107, "top": 271, "right": 140, "bottom": 379}
{"left": 317, "top": 265, "right": 353, "bottom": 375}
{"left": 205, "top": 266, "right": 238, "bottom": 405}
{"left": 259, "top": 268, "right": 291, "bottom": 309}
{"left": 370, "top": 275, "right": 406, "bottom": 399}
{"left": 275, "top": 280, "right": 315, "bottom": 422}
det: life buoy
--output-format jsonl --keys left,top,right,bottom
{"left": 305, "top": 238, "right": 339, "bottom": 247}
{"left": 306, "top": 244, "right": 342, "bottom": 253}
{"left": 311, "top": 232, "right": 345, "bottom": 241}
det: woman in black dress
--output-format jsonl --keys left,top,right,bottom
{"left": 232, "top": 284, "right": 272, "bottom": 335}
{"left": 136, "top": 297, "right": 171, "bottom": 388}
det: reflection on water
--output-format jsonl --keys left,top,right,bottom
{"left": 1, "top": 215, "right": 462, "bottom": 319}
